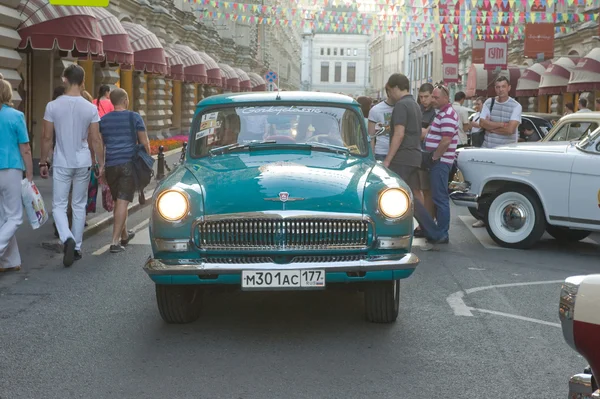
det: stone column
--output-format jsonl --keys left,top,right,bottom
{"left": 146, "top": 74, "right": 171, "bottom": 139}
{"left": 133, "top": 72, "right": 147, "bottom": 126}
{"left": 549, "top": 95, "right": 561, "bottom": 115}
{"left": 181, "top": 82, "right": 196, "bottom": 133}
{"left": 0, "top": 0, "right": 23, "bottom": 107}
{"left": 197, "top": 84, "right": 204, "bottom": 102}
{"left": 527, "top": 97, "right": 537, "bottom": 113}
{"left": 95, "top": 65, "right": 120, "bottom": 94}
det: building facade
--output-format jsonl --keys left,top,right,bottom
{"left": 408, "top": 35, "right": 441, "bottom": 98}
{"left": 368, "top": 33, "right": 407, "bottom": 99}
{"left": 303, "top": 32, "right": 370, "bottom": 96}
{"left": 0, "top": 0, "right": 301, "bottom": 173}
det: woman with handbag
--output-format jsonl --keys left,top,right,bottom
{"left": 468, "top": 97, "right": 485, "bottom": 147}
{"left": 0, "top": 74, "right": 34, "bottom": 272}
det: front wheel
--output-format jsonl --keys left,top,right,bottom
{"left": 485, "top": 187, "right": 546, "bottom": 249}
{"left": 364, "top": 280, "right": 400, "bottom": 323}
{"left": 156, "top": 285, "right": 203, "bottom": 324}
{"left": 546, "top": 226, "right": 592, "bottom": 242}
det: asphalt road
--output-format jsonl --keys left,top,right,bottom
{"left": 1, "top": 205, "right": 599, "bottom": 399}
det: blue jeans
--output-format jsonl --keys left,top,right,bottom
{"left": 413, "top": 199, "right": 446, "bottom": 242}
{"left": 429, "top": 161, "right": 453, "bottom": 237}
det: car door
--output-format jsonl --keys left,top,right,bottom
{"left": 568, "top": 130, "right": 600, "bottom": 229}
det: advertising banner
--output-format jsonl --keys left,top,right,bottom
{"left": 439, "top": 0, "right": 459, "bottom": 83}
{"left": 524, "top": 4, "right": 554, "bottom": 60}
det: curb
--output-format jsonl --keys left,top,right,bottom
{"left": 82, "top": 146, "right": 185, "bottom": 240}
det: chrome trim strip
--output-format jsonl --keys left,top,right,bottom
{"left": 569, "top": 373, "right": 593, "bottom": 395}
{"left": 550, "top": 215, "right": 600, "bottom": 226}
{"left": 199, "top": 211, "right": 373, "bottom": 222}
{"left": 559, "top": 275, "right": 586, "bottom": 352}
{"left": 144, "top": 253, "right": 419, "bottom": 275}
{"left": 154, "top": 239, "right": 191, "bottom": 252}
{"left": 376, "top": 235, "right": 411, "bottom": 249}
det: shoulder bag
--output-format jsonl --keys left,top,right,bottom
{"left": 470, "top": 98, "right": 495, "bottom": 148}
{"left": 128, "top": 112, "right": 155, "bottom": 204}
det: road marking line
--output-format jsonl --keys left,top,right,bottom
{"left": 446, "top": 279, "right": 565, "bottom": 320}
{"left": 92, "top": 218, "right": 150, "bottom": 255}
{"left": 471, "top": 308, "right": 561, "bottom": 328}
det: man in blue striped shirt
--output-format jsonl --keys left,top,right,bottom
{"left": 99, "top": 88, "right": 150, "bottom": 253}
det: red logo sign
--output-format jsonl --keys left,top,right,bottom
{"left": 484, "top": 41, "right": 508, "bottom": 70}
{"left": 279, "top": 192, "right": 289, "bottom": 202}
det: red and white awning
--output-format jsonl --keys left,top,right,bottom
{"left": 121, "top": 22, "right": 167, "bottom": 75}
{"left": 173, "top": 44, "right": 207, "bottom": 84}
{"left": 17, "top": 0, "right": 103, "bottom": 54}
{"left": 234, "top": 68, "right": 251, "bottom": 91}
{"left": 91, "top": 8, "right": 133, "bottom": 65}
{"left": 197, "top": 51, "right": 221, "bottom": 86}
{"left": 219, "top": 63, "right": 240, "bottom": 92}
{"left": 567, "top": 48, "right": 600, "bottom": 92}
{"left": 515, "top": 61, "right": 551, "bottom": 97}
{"left": 539, "top": 57, "right": 578, "bottom": 95}
{"left": 465, "top": 64, "right": 524, "bottom": 98}
{"left": 248, "top": 72, "right": 267, "bottom": 91}
{"left": 164, "top": 47, "right": 184, "bottom": 81}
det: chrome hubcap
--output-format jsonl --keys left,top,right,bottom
{"left": 501, "top": 203, "right": 527, "bottom": 231}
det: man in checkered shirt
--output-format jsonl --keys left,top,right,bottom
{"left": 423, "top": 85, "right": 459, "bottom": 243}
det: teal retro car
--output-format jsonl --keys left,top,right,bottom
{"left": 144, "top": 91, "right": 419, "bottom": 324}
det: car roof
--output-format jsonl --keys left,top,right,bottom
{"left": 522, "top": 112, "right": 562, "bottom": 120}
{"left": 555, "top": 111, "right": 600, "bottom": 122}
{"left": 197, "top": 91, "right": 359, "bottom": 107}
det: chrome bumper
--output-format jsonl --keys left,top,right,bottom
{"left": 449, "top": 191, "right": 479, "bottom": 208}
{"left": 569, "top": 372, "right": 596, "bottom": 398}
{"left": 143, "top": 253, "right": 419, "bottom": 275}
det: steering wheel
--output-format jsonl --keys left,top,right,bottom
{"left": 265, "top": 135, "right": 297, "bottom": 144}
{"left": 306, "top": 134, "right": 344, "bottom": 146}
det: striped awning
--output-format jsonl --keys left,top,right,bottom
{"left": 164, "top": 47, "right": 184, "bottom": 81}
{"left": 539, "top": 57, "right": 578, "bottom": 96}
{"left": 197, "top": 51, "right": 221, "bottom": 86}
{"left": 248, "top": 72, "right": 267, "bottom": 91}
{"left": 121, "top": 22, "right": 167, "bottom": 75}
{"left": 173, "top": 44, "right": 207, "bottom": 84}
{"left": 234, "top": 68, "right": 251, "bottom": 91}
{"left": 515, "top": 61, "right": 551, "bottom": 97}
{"left": 219, "top": 63, "right": 239, "bottom": 92}
{"left": 17, "top": 0, "right": 103, "bottom": 54}
{"left": 91, "top": 8, "right": 133, "bottom": 65}
{"left": 465, "top": 64, "right": 524, "bottom": 98}
{"left": 567, "top": 48, "right": 600, "bottom": 92}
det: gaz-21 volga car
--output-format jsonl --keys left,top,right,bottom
{"left": 144, "top": 92, "right": 419, "bottom": 324}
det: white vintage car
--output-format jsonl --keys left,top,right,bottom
{"left": 450, "top": 126, "right": 600, "bottom": 249}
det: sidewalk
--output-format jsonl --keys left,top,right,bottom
{"left": 22, "top": 148, "right": 185, "bottom": 253}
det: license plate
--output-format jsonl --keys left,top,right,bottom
{"left": 241, "top": 270, "right": 326, "bottom": 290}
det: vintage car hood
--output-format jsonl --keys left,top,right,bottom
{"left": 187, "top": 151, "right": 374, "bottom": 215}
{"left": 487, "top": 142, "right": 571, "bottom": 153}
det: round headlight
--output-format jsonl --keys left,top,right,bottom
{"left": 157, "top": 190, "right": 189, "bottom": 221}
{"left": 378, "top": 188, "right": 410, "bottom": 219}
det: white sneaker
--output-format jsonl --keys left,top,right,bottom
{"left": 472, "top": 220, "right": 486, "bottom": 228}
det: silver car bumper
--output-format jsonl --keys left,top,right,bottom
{"left": 144, "top": 253, "right": 419, "bottom": 275}
{"left": 449, "top": 191, "right": 479, "bottom": 208}
{"left": 569, "top": 372, "right": 597, "bottom": 398}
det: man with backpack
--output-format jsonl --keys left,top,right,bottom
{"left": 99, "top": 88, "right": 150, "bottom": 253}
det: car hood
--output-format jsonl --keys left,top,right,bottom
{"left": 187, "top": 151, "right": 374, "bottom": 215}
{"left": 489, "top": 142, "right": 571, "bottom": 153}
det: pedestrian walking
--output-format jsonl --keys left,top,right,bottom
{"left": 93, "top": 85, "right": 114, "bottom": 118}
{"left": 383, "top": 73, "right": 423, "bottom": 200}
{"left": 40, "top": 64, "right": 104, "bottom": 267}
{"left": 422, "top": 84, "right": 460, "bottom": 243}
{"left": 0, "top": 74, "right": 34, "bottom": 272}
{"left": 368, "top": 89, "right": 395, "bottom": 161}
{"left": 469, "top": 96, "right": 485, "bottom": 139}
{"left": 473, "top": 76, "right": 522, "bottom": 228}
{"left": 99, "top": 88, "right": 149, "bottom": 253}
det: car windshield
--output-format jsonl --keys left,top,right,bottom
{"left": 543, "top": 120, "right": 599, "bottom": 142}
{"left": 190, "top": 105, "right": 367, "bottom": 158}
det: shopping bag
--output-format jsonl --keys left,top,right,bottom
{"left": 21, "top": 178, "right": 49, "bottom": 229}
{"left": 87, "top": 169, "right": 98, "bottom": 213}
{"left": 102, "top": 184, "right": 114, "bottom": 212}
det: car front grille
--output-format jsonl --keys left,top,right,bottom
{"left": 194, "top": 216, "right": 371, "bottom": 251}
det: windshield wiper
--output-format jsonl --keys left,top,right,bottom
{"left": 209, "top": 140, "right": 277, "bottom": 155}
{"left": 306, "top": 142, "right": 350, "bottom": 155}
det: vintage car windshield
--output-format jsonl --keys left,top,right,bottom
{"left": 190, "top": 105, "right": 368, "bottom": 158}
{"left": 543, "top": 120, "right": 599, "bottom": 142}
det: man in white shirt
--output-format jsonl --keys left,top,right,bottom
{"left": 40, "top": 65, "right": 104, "bottom": 267}
{"left": 452, "top": 91, "right": 470, "bottom": 145}
{"left": 368, "top": 87, "right": 395, "bottom": 161}
{"left": 577, "top": 98, "right": 592, "bottom": 113}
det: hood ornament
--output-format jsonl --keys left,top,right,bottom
{"left": 264, "top": 192, "right": 304, "bottom": 202}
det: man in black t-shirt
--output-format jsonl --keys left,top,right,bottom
{"left": 384, "top": 73, "right": 423, "bottom": 197}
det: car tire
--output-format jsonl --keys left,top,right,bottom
{"left": 364, "top": 280, "right": 400, "bottom": 323}
{"left": 155, "top": 285, "right": 202, "bottom": 324}
{"left": 485, "top": 187, "right": 546, "bottom": 249}
{"left": 546, "top": 225, "right": 592, "bottom": 242}
{"left": 468, "top": 207, "right": 483, "bottom": 220}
